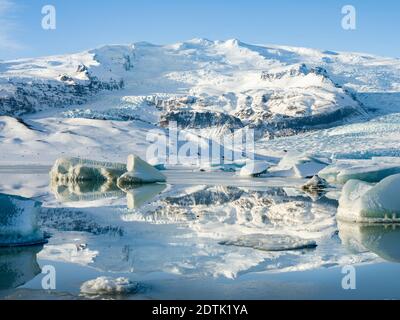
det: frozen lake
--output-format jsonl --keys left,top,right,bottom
{"left": 1, "top": 166, "right": 400, "bottom": 300}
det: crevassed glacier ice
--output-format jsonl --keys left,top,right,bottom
{"left": 337, "top": 174, "right": 400, "bottom": 222}
{"left": 0, "top": 193, "right": 45, "bottom": 246}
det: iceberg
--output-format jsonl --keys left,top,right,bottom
{"left": 337, "top": 174, "right": 400, "bottom": 222}
{"left": 117, "top": 155, "right": 167, "bottom": 187}
{"left": 219, "top": 234, "right": 317, "bottom": 252}
{"left": 338, "top": 221, "right": 400, "bottom": 263}
{"left": 50, "top": 157, "right": 126, "bottom": 183}
{"left": 0, "top": 193, "right": 45, "bottom": 247}
{"left": 301, "top": 175, "right": 330, "bottom": 192}
{"left": 80, "top": 277, "right": 138, "bottom": 296}
{"left": 271, "top": 152, "right": 330, "bottom": 179}
{"left": 319, "top": 158, "right": 400, "bottom": 184}
{"left": 239, "top": 161, "right": 270, "bottom": 177}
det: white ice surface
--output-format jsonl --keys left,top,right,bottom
{"left": 338, "top": 174, "right": 400, "bottom": 222}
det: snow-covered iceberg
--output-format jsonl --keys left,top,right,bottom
{"left": 50, "top": 157, "right": 127, "bottom": 183}
{"left": 270, "top": 153, "right": 330, "bottom": 179}
{"left": 0, "top": 193, "right": 45, "bottom": 246}
{"left": 117, "top": 155, "right": 167, "bottom": 186}
{"left": 337, "top": 174, "right": 400, "bottom": 222}
{"left": 338, "top": 221, "right": 400, "bottom": 263}
{"left": 80, "top": 277, "right": 138, "bottom": 296}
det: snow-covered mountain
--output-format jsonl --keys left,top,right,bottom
{"left": 2, "top": 38, "right": 399, "bottom": 140}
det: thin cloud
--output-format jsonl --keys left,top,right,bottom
{"left": 0, "top": 0, "right": 23, "bottom": 53}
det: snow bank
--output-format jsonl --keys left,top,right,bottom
{"left": 219, "top": 234, "right": 317, "bottom": 252}
{"left": 117, "top": 155, "right": 166, "bottom": 186}
{"left": 239, "top": 161, "right": 270, "bottom": 177}
{"left": 0, "top": 194, "right": 44, "bottom": 246}
{"left": 80, "top": 277, "right": 138, "bottom": 296}
{"left": 337, "top": 174, "right": 400, "bottom": 222}
{"left": 50, "top": 157, "right": 126, "bottom": 183}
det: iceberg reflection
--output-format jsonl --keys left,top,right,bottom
{"left": 0, "top": 245, "right": 43, "bottom": 290}
{"left": 338, "top": 222, "right": 400, "bottom": 263}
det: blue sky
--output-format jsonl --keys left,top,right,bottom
{"left": 0, "top": 0, "right": 399, "bottom": 59}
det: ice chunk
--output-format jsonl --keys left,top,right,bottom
{"left": 301, "top": 175, "right": 330, "bottom": 192}
{"left": 338, "top": 221, "right": 400, "bottom": 263}
{"left": 219, "top": 234, "right": 317, "bottom": 251}
{"left": 118, "top": 155, "right": 167, "bottom": 186}
{"left": 0, "top": 245, "right": 43, "bottom": 290}
{"left": 0, "top": 194, "right": 45, "bottom": 247}
{"left": 271, "top": 152, "right": 329, "bottom": 178}
{"left": 319, "top": 158, "right": 400, "bottom": 184}
{"left": 337, "top": 174, "right": 400, "bottom": 222}
{"left": 80, "top": 277, "right": 138, "bottom": 296}
{"left": 50, "top": 157, "right": 126, "bottom": 183}
{"left": 239, "top": 161, "right": 270, "bottom": 177}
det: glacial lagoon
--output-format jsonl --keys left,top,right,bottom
{"left": 1, "top": 166, "right": 400, "bottom": 300}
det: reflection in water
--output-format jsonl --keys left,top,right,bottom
{"left": 0, "top": 245, "right": 43, "bottom": 290}
{"left": 51, "top": 179, "right": 125, "bottom": 203}
{"left": 338, "top": 222, "right": 400, "bottom": 263}
{"left": 0, "top": 193, "right": 45, "bottom": 247}
{"left": 51, "top": 178, "right": 166, "bottom": 209}
{"left": 124, "top": 184, "right": 167, "bottom": 209}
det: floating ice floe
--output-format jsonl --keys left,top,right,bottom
{"left": 80, "top": 277, "right": 138, "bottom": 296}
{"left": 50, "top": 157, "right": 126, "bottom": 183}
{"left": 219, "top": 234, "right": 317, "bottom": 252}
{"left": 239, "top": 161, "right": 270, "bottom": 177}
{"left": 338, "top": 221, "right": 400, "bottom": 263}
{"left": 117, "top": 155, "right": 167, "bottom": 186}
{"left": 319, "top": 157, "right": 400, "bottom": 184}
{"left": 337, "top": 174, "right": 400, "bottom": 222}
{"left": 0, "top": 193, "right": 45, "bottom": 247}
{"left": 270, "top": 152, "right": 330, "bottom": 179}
